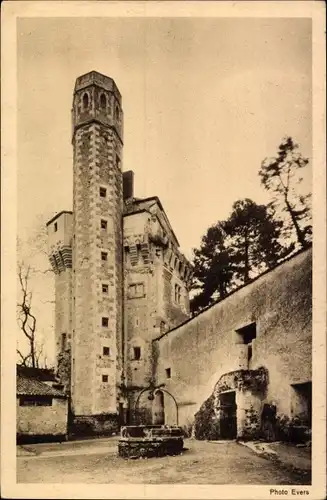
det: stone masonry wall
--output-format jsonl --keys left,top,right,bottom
{"left": 55, "top": 270, "right": 72, "bottom": 392}
{"left": 72, "top": 80, "right": 123, "bottom": 418}
{"left": 17, "top": 397, "right": 68, "bottom": 436}
{"left": 123, "top": 203, "right": 192, "bottom": 423}
{"left": 154, "top": 248, "right": 312, "bottom": 430}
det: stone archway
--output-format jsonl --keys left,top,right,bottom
{"left": 134, "top": 386, "right": 179, "bottom": 426}
{"left": 194, "top": 367, "right": 269, "bottom": 440}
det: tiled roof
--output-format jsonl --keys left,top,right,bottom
{"left": 17, "top": 375, "right": 66, "bottom": 398}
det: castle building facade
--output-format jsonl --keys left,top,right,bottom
{"left": 47, "top": 71, "right": 312, "bottom": 439}
{"left": 47, "top": 71, "right": 192, "bottom": 433}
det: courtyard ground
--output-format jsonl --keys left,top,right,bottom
{"left": 17, "top": 437, "right": 311, "bottom": 485}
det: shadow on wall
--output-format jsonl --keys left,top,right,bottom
{"left": 193, "top": 367, "right": 311, "bottom": 443}
{"left": 194, "top": 367, "right": 269, "bottom": 441}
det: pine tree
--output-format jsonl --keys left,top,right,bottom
{"left": 224, "top": 199, "right": 291, "bottom": 284}
{"left": 259, "top": 136, "right": 312, "bottom": 249}
{"left": 191, "top": 199, "right": 290, "bottom": 314}
{"left": 191, "top": 224, "right": 233, "bottom": 314}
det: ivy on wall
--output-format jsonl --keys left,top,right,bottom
{"left": 193, "top": 394, "right": 219, "bottom": 440}
{"left": 193, "top": 367, "right": 269, "bottom": 440}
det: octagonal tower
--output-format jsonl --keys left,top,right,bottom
{"left": 71, "top": 71, "right": 124, "bottom": 432}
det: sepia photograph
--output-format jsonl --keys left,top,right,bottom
{"left": 1, "top": 1, "right": 326, "bottom": 499}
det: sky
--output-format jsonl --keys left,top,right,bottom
{"left": 17, "top": 16, "right": 312, "bottom": 365}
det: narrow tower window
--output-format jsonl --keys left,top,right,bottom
{"left": 54, "top": 222, "right": 58, "bottom": 232}
{"left": 61, "top": 333, "right": 67, "bottom": 351}
{"left": 99, "top": 187, "right": 107, "bottom": 198}
{"left": 103, "top": 346, "right": 110, "bottom": 356}
{"left": 101, "top": 219, "right": 107, "bottom": 230}
{"left": 101, "top": 251, "right": 108, "bottom": 261}
{"left": 165, "top": 368, "right": 171, "bottom": 379}
{"left": 115, "top": 104, "right": 120, "bottom": 120}
{"left": 82, "top": 92, "right": 89, "bottom": 109}
{"left": 102, "top": 374, "right": 108, "bottom": 383}
{"left": 133, "top": 347, "right": 141, "bottom": 360}
{"left": 102, "top": 284, "right": 109, "bottom": 294}
{"left": 100, "top": 93, "right": 107, "bottom": 109}
{"left": 102, "top": 317, "right": 109, "bottom": 327}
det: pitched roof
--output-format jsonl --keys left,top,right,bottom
{"left": 17, "top": 375, "right": 66, "bottom": 398}
{"left": 16, "top": 365, "right": 66, "bottom": 398}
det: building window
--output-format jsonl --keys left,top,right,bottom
{"left": 102, "top": 284, "right": 109, "bottom": 294}
{"left": 174, "top": 284, "right": 182, "bottom": 304}
{"left": 102, "top": 317, "right": 109, "bottom": 327}
{"left": 19, "top": 396, "right": 52, "bottom": 407}
{"left": 102, "top": 374, "right": 108, "bottom": 383}
{"left": 101, "top": 251, "right": 108, "bottom": 261}
{"left": 82, "top": 92, "right": 89, "bottom": 109}
{"left": 100, "top": 93, "right": 107, "bottom": 109}
{"left": 235, "top": 322, "right": 257, "bottom": 365}
{"left": 61, "top": 333, "right": 67, "bottom": 351}
{"left": 165, "top": 368, "right": 171, "bottom": 379}
{"left": 115, "top": 104, "right": 120, "bottom": 120}
{"left": 54, "top": 222, "right": 58, "bottom": 232}
{"left": 128, "top": 283, "right": 145, "bottom": 299}
{"left": 133, "top": 347, "right": 141, "bottom": 360}
{"left": 103, "top": 346, "right": 110, "bottom": 356}
{"left": 101, "top": 219, "right": 107, "bottom": 230}
{"left": 99, "top": 186, "right": 107, "bottom": 198}
{"left": 116, "top": 155, "right": 121, "bottom": 170}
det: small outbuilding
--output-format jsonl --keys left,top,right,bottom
{"left": 16, "top": 365, "right": 68, "bottom": 443}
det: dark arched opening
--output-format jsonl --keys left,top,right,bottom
{"left": 115, "top": 104, "right": 120, "bottom": 120}
{"left": 100, "top": 93, "right": 106, "bottom": 109}
{"left": 82, "top": 92, "right": 89, "bottom": 109}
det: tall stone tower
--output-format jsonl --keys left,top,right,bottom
{"left": 71, "top": 71, "right": 124, "bottom": 432}
{"left": 47, "top": 70, "right": 192, "bottom": 433}
{"left": 47, "top": 211, "right": 73, "bottom": 393}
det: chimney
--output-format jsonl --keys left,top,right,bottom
{"left": 123, "top": 171, "right": 134, "bottom": 200}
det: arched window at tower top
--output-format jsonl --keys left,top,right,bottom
{"left": 82, "top": 92, "right": 89, "bottom": 109}
{"left": 100, "top": 93, "right": 107, "bottom": 109}
{"left": 115, "top": 104, "right": 120, "bottom": 121}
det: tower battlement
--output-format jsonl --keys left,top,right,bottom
{"left": 74, "top": 71, "right": 122, "bottom": 103}
{"left": 47, "top": 211, "right": 73, "bottom": 274}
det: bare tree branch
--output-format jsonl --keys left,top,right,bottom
{"left": 17, "top": 262, "right": 40, "bottom": 368}
{"left": 16, "top": 349, "right": 32, "bottom": 366}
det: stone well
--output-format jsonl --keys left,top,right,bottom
{"left": 118, "top": 425, "right": 184, "bottom": 459}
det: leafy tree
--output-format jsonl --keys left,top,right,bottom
{"left": 259, "top": 136, "right": 312, "bottom": 249}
